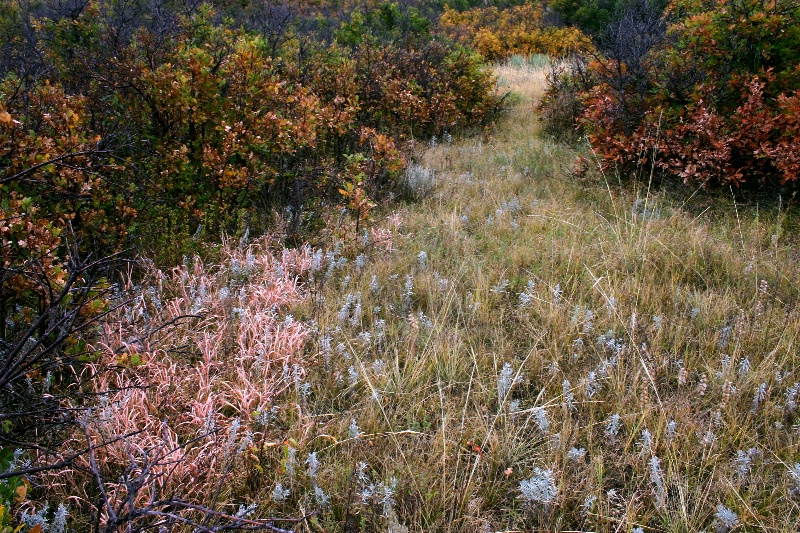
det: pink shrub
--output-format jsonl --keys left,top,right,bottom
{"left": 46, "top": 237, "right": 313, "bottom": 526}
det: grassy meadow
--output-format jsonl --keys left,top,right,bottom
{"left": 202, "top": 57, "right": 800, "bottom": 532}
{"left": 42, "top": 58, "right": 800, "bottom": 533}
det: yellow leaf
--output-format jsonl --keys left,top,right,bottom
{"left": 0, "top": 111, "right": 12, "bottom": 125}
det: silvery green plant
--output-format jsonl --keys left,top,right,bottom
{"left": 348, "top": 365, "right": 359, "bottom": 387}
{"left": 518, "top": 280, "right": 536, "bottom": 308}
{"left": 491, "top": 278, "right": 509, "bottom": 294}
{"left": 788, "top": 463, "right": 800, "bottom": 496}
{"left": 379, "top": 479, "right": 397, "bottom": 515}
{"left": 585, "top": 371, "right": 600, "bottom": 398}
{"left": 286, "top": 446, "right": 296, "bottom": 477}
{"left": 638, "top": 428, "right": 653, "bottom": 457}
{"left": 718, "top": 326, "right": 732, "bottom": 349}
{"left": 734, "top": 448, "right": 759, "bottom": 480}
{"left": 562, "top": 380, "right": 575, "bottom": 411}
{"left": 272, "top": 482, "right": 290, "bottom": 502}
{"left": 737, "top": 356, "right": 751, "bottom": 377}
{"left": 751, "top": 383, "right": 768, "bottom": 413}
{"left": 338, "top": 294, "right": 354, "bottom": 323}
{"left": 21, "top": 504, "right": 49, "bottom": 531}
{"left": 20, "top": 503, "right": 68, "bottom": 533}
{"left": 498, "top": 363, "right": 516, "bottom": 400}
{"left": 417, "top": 312, "right": 433, "bottom": 330}
{"left": 374, "top": 319, "right": 386, "bottom": 341}
{"left": 713, "top": 505, "right": 738, "bottom": 532}
{"left": 306, "top": 452, "right": 320, "bottom": 479}
{"left": 403, "top": 275, "right": 414, "bottom": 306}
{"left": 224, "top": 417, "right": 240, "bottom": 457}
{"left": 666, "top": 420, "right": 677, "bottom": 441}
{"left": 649, "top": 456, "right": 666, "bottom": 510}
{"left": 785, "top": 383, "right": 799, "bottom": 411}
{"left": 51, "top": 503, "right": 68, "bottom": 533}
{"left": 534, "top": 407, "right": 550, "bottom": 434}
{"left": 519, "top": 468, "right": 558, "bottom": 506}
{"left": 311, "top": 248, "right": 324, "bottom": 274}
{"left": 403, "top": 163, "right": 436, "bottom": 199}
{"left": 567, "top": 447, "right": 586, "bottom": 463}
{"left": 350, "top": 299, "right": 363, "bottom": 327}
{"left": 434, "top": 271, "right": 449, "bottom": 292}
{"left": 581, "top": 495, "right": 596, "bottom": 516}
{"left": 606, "top": 414, "right": 622, "bottom": 441}
{"left": 314, "top": 486, "right": 329, "bottom": 506}
{"left": 236, "top": 503, "right": 257, "bottom": 518}
{"left": 320, "top": 334, "right": 332, "bottom": 365}
{"left": 349, "top": 418, "right": 362, "bottom": 439}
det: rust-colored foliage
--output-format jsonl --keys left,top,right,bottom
{"left": 575, "top": 0, "right": 800, "bottom": 186}
{"left": 0, "top": 79, "right": 128, "bottom": 322}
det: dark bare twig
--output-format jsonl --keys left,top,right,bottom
{"left": 0, "top": 150, "right": 112, "bottom": 185}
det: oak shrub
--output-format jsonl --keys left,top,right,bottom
{"left": 440, "top": 2, "right": 593, "bottom": 61}
{"left": 541, "top": 0, "right": 800, "bottom": 188}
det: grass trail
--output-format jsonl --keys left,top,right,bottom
{"left": 256, "top": 60, "right": 800, "bottom": 532}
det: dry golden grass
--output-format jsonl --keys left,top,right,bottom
{"left": 494, "top": 56, "right": 551, "bottom": 106}
{"left": 66, "top": 57, "right": 799, "bottom": 533}
{"left": 259, "top": 57, "right": 800, "bottom": 532}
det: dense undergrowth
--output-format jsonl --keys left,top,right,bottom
{"left": 0, "top": 1, "right": 503, "bottom": 530}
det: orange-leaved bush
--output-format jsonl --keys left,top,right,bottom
{"left": 23, "top": 1, "right": 500, "bottom": 249}
{"left": 440, "top": 3, "right": 593, "bottom": 61}
{"left": 570, "top": 0, "right": 800, "bottom": 187}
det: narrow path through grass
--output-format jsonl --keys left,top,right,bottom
{"left": 278, "top": 60, "right": 800, "bottom": 532}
